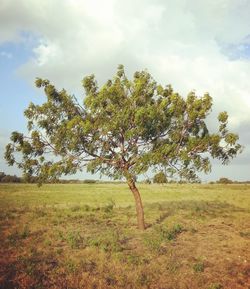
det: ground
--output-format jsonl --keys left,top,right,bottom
{"left": 0, "top": 183, "right": 249, "bottom": 289}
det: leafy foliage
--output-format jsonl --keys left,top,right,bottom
{"left": 153, "top": 171, "right": 168, "bottom": 183}
{"left": 5, "top": 65, "right": 242, "bottom": 183}
{"left": 216, "top": 177, "right": 233, "bottom": 184}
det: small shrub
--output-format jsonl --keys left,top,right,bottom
{"left": 83, "top": 179, "right": 97, "bottom": 184}
{"left": 193, "top": 261, "right": 205, "bottom": 272}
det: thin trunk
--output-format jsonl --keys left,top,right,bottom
{"left": 127, "top": 178, "right": 145, "bottom": 230}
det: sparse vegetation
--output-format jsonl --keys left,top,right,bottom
{"left": 193, "top": 261, "right": 205, "bottom": 272}
{"left": 0, "top": 183, "right": 249, "bottom": 288}
{"left": 153, "top": 171, "right": 168, "bottom": 184}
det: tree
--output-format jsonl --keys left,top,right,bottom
{"left": 153, "top": 171, "right": 168, "bottom": 184}
{"left": 0, "top": 172, "right": 5, "bottom": 182}
{"left": 217, "top": 177, "right": 233, "bottom": 184}
{"left": 5, "top": 65, "right": 242, "bottom": 230}
{"left": 144, "top": 178, "right": 151, "bottom": 184}
{"left": 0, "top": 174, "right": 21, "bottom": 183}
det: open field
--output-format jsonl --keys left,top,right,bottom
{"left": 0, "top": 183, "right": 249, "bottom": 289}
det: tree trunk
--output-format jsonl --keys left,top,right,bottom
{"left": 127, "top": 178, "right": 145, "bottom": 230}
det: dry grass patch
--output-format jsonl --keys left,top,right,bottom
{"left": 0, "top": 183, "right": 249, "bottom": 288}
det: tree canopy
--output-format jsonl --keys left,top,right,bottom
{"left": 5, "top": 65, "right": 242, "bottom": 229}
{"left": 153, "top": 172, "right": 168, "bottom": 184}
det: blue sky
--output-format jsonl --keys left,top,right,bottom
{"left": 0, "top": 0, "right": 250, "bottom": 181}
{"left": 1, "top": 41, "right": 35, "bottom": 129}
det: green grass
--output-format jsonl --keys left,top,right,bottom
{"left": 0, "top": 183, "right": 249, "bottom": 289}
{"left": 1, "top": 182, "right": 249, "bottom": 208}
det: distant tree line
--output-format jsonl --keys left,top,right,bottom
{"left": 1, "top": 171, "right": 249, "bottom": 185}
{"left": 0, "top": 172, "right": 21, "bottom": 183}
{"left": 210, "top": 177, "right": 250, "bottom": 184}
{"left": 148, "top": 174, "right": 250, "bottom": 184}
{"left": 0, "top": 172, "right": 99, "bottom": 184}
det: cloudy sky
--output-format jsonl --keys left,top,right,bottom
{"left": 0, "top": 0, "right": 250, "bottom": 181}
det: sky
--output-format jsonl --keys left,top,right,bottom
{"left": 0, "top": 0, "right": 250, "bottom": 182}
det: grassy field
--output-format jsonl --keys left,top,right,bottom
{"left": 0, "top": 183, "right": 249, "bottom": 289}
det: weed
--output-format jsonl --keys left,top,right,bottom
{"left": 84, "top": 213, "right": 103, "bottom": 225}
{"left": 166, "top": 260, "right": 181, "bottom": 273}
{"left": 56, "top": 248, "right": 63, "bottom": 254}
{"left": 143, "top": 233, "right": 163, "bottom": 253}
{"left": 56, "top": 230, "right": 65, "bottom": 241}
{"left": 80, "top": 259, "right": 96, "bottom": 272}
{"left": 105, "top": 275, "right": 117, "bottom": 286}
{"left": 156, "top": 223, "right": 183, "bottom": 240}
{"left": 126, "top": 254, "right": 142, "bottom": 266}
{"left": 239, "top": 231, "right": 250, "bottom": 238}
{"left": 87, "top": 229, "right": 124, "bottom": 252}
{"left": 193, "top": 261, "right": 205, "bottom": 272}
{"left": 207, "top": 283, "right": 223, "bottom": 289}
{"left": 65, "top": 259, "right": 78, "bottom": 273}
{"left": 156, "top": 212, "right": 170, "bottom": 223}
{"left": 7, "top": 231, "right": 19, "bottom": 245}
{"left": 137, "top": 272, "right": 151, "bottom": 287}
{"left": 102, "top": 199, "right": 116, "bottom": 213}
{"left": 17, "top": 255, "right": 37, "bottom": 276}
{"left": 66, "top": 231, "right": 84, "bottom": 249}
{"left": 33, "top": 208, "right": 47, "bottom": 217}
{"left": 165, "top": 224, "right": 183, "bottom": 240}
{"left": 44, "top": 239, "right": 52, "bottom": 246}
{"left": 8, "top": 225, "right": 30, "bottom": 245}
{"left": 70, "top": 205, "right": 81, "bottom": 212}
{"left": 83, "top": 204, "right": 91, "bottom": 211}
{"left": 190, "top": 227, "right": 198, "bottom": 234}
{"left": 20, "top": 225, "right": 30, "bottom": 239}
{"left": 143, "top": 223, "right": 183, "bottom": 253}
{"left": 0, "top": 210, "right": 15, "bottom": 220}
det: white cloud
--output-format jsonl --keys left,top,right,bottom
{"left": 0, "top": 51, "right": 12, "bottom": 58}
{"left": 32, "top": 39, "right": 59, "bottom": 66}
